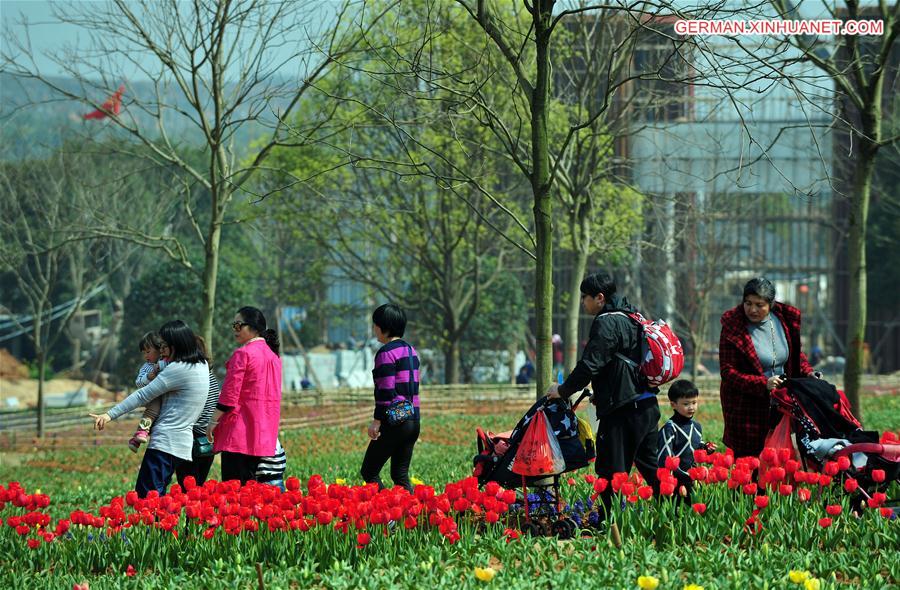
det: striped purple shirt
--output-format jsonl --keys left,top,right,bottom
{"left": 372, "top": 339, "right": 420, "bottom": 421}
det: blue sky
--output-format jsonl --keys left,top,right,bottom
{"left": 2, "top": 0, "right": 336, "bottom": 79}
{"left": 2, "top": 1, "right": 87, "bottom": 76}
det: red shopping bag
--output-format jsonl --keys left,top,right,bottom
{"left": 511, "top": 409, "right": 566, "bottom": 476}
{"left": 759, "top": 413, "right": 799, "bottom": 487}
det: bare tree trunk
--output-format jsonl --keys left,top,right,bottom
{"left": 531, "top": 1, "right": 554, "bottom": 399}
{"left": 444, "top": 339, "right": 461, "bottom": 385}
{"left": 201, "top": 205, "right": 224, "bottom": 352}
{"left": 565, "top": 239, "right": 590, "bottom": 371}
{"left": 36, "top": 349, "right": 46, "bottom": 438}
{"left": 843, "top": 143, "right": 875, "bottom": 417}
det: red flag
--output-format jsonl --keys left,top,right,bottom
{"left": 83, "top": 85, "right": 124, "bottom": 120}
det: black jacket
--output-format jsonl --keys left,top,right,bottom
{"left": 557, "top": 295, "right": 655, "bottom": 415}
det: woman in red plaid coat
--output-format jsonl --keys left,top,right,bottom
{"left": 719, "top": 278, "right": 815, "bottom": 458}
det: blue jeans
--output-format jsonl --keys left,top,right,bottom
{"left": 135, "top": 448, "right": 180, "bottom": 498}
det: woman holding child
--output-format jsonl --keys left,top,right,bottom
{"left": 89, "top": 320, "right": 210, "bottom": 497}
{"left": 718, "top": 277, "right": 817, "bottom": 458}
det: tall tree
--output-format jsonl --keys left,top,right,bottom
{"left": 3, "top": 0, "right": 394, "bottom": 354}
{"left": 750, "top": 1, "right": 900, "bottom": 414}
{"left": 0, "top": 148, "right": 158, "bottom": 435}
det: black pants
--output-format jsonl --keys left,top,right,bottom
{"left": 220, "top": 451, "right": 263, "bottom": 485}
{"left": 175, "top": 454, "right": 215, "bottom": 489}
{"left": 135, "top": 448, "right": 180, "bottom": 498}
{"left": 360, "top": 419, "right": 420, "bottom": 492}
{"left": 595, "top": 397, "right": 661, "bottom": 518}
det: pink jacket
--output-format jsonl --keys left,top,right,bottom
{"left": 213, "top": 339, "right": 282, "bottom": 456}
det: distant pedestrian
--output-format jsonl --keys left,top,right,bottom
{"left": 361, "top": 303, "right": 420, "bottom": 492}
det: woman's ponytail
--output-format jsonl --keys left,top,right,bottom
{"left": 262, "top": 328, "right": 280, "bottom": 356}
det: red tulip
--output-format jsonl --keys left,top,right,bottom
{"left": 26, "top": 538, "right": 40, "bottom": 549}
{"left": 665, "top": 456, "right": 681, "bottom": 471}
{"left": 592, "top": 478, "right": 608, "bottom": 493}
{"left": 778, "top": 484, "right": 793, "bottom": 496}
{"left": 659, "top": 481, "right": 676, "bottom": 496}
{"left": 637, "top": 485, "right": 654, "bottom": 500}
{"left": 880, "top": 507, "right": 894, "bottom": 519}
{"left": 125, "top": 564, "right": 137, "bottom": 577}
{"left": 843, "top": 478, "right": 859, "bottom": 493}
{"left": 693, "top": 448, "right": 709, "bottom": 464}
{"left": 688, "top": 466, "right": 708, "bottom": 482}
{"left": 742, "top": 483, "right": 758, "bottom": 496}
{"left": 777, "top": 448, "right": 792, "bottom": 464}
{"left": 691, "top": 503, "right": 706, "bottom": 515}
{"left": 823, "top": 461, "right": 839, "bottom": 476}
{"left": 356, "top": 532, "right": 371, "bottom": 548}
{"left": 836, "top": 456, "right": 851, "bottom": 471}
{"left": 766, "top": 467, "right": 786, "bottom": 483}
{"left": 871, "top": 469, "right": 886, "bottom": 483}
{"left": 825, "top": 504, "right": 842, "bottom": 516}
{"left": 818, "top": 517, "right": 832, "bottom": 528}
{"left": 754, "top": 496, "right": 769, "bottom": 509}
{"left": 797, "top": 488, "right": 812, "bottom": 502}
{"left": 760, "top": 447, "right": 777, "bottom": 465}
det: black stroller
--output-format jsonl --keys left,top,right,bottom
{"left": 771, "top": 377, "right": 900, "bottom": 495}
{"left": 473, "top": 390, "right": 594, "bottom": 537}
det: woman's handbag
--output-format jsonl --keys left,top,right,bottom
{"left": 192, "top": 434, "right": 214, "bottom": 458}
{"left": 384, "top": 346, "right": 417, "bottom": 427}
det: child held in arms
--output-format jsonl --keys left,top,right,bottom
{"left": 657, "top": 379, "right": 715, "bottom": 501}
{"left": 128, "top": 332, "right": 171, "bottom": 452}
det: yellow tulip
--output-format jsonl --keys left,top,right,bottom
{"left": 789, "top": 570, "right": 811, "bottom": 584}
{"left": 474, "top": 567, "right": 497, "bottom": 582}
{"left": 684, "top": 585, "right": 705, "bottom": 590}
{"left": 804, "top": 579, "right": 821, "bottom": 590}
{"left": 637, "top": 576, "right": 660, "bottom": 590}
{"left": 334, "top": 478, "right": 347, "bottom": 485}
{"left": 411, "top": 476, "right": 425, "bottom": 486}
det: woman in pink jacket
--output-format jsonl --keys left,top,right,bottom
{"left": 210, "top": 306, "right": 282, "bottom": 484}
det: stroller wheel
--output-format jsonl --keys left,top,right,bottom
{"left": 522, "top": 522, "right": 541, "bottom": 537}
{"left": 551, "top": 519, "right": 576, "bottom": 539}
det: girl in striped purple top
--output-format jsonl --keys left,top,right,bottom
{"left": 360, "top": 303, "right": 420, "bottom": 492}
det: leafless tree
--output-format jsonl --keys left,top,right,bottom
{"left": 2, "top": 0, "right": 396, "bottom": 353}
{"left": 0, "top": 149, "right": 154, "bottom": 435}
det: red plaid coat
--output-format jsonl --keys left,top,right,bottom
{"left": 718, "top": 302, "right": 813, "bottom": 458}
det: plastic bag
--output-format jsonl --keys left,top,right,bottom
{"left": 577, "top": 416, "right": 596, "bottom": 460}
{"left": 759, "top": 413, "right": 798, "bottom": 486}
{"left": 511, "top": 409, "right": 566, "bottom": 476}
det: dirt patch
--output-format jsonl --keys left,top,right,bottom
{"left": 0, "top": 348, "right": 28, "bottom": 379}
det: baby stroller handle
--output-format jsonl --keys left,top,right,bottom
{"left": 834, "top": 442, "right": 900, "bottom": 463}
{"left": 571, "top": 388, "right": 591, "bottom": 411}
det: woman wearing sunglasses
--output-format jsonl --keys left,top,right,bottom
{"left": 208, "top": 306, "right": 282, "bottom": 484}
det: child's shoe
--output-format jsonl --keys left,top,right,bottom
{"left": 128, "top": 429, "right": 150, "bottom": 453}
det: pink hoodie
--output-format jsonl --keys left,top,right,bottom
{"left": 213, "top": 339, "right": 282, "bottom": 456}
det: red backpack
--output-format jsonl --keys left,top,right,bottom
{"left": 606, "top": 311, "right": 684, "bottom": 387}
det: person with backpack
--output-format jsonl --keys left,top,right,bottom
{"left": 548, "top": 271, "right": 683, "bottom": 520}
